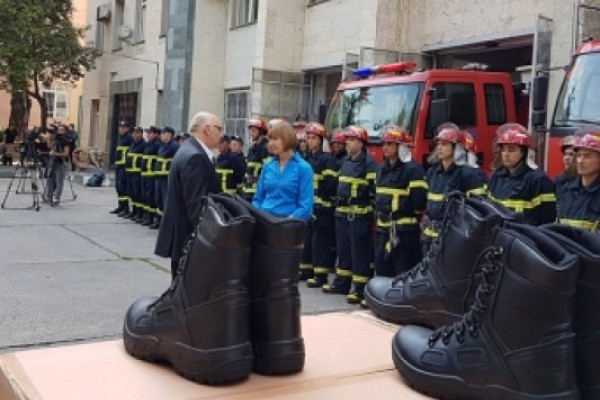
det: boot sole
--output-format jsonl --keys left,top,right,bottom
{"left": 392, "top": 337, "right": 579, "bottom": 400}
{"left": 364, "top": 286, "right": 460, "bottom": 328}
{"left": 252, "top": 338, "right": 305, "bottom": 375}
{"left": 124, "top": 325, "right": 252, "bottom": 385}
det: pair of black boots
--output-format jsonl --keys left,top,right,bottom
{"left": 365, "top": 193, "right": 600, "bottom": 400}
{"left": 123, "top": 194, "right": 306, "bottom": 384}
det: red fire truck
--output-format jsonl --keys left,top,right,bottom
{"left": 543, "top": 39, "right": 600, "bottom": 177}
{"left": 324, "top": 61, "right": 527, "bottom": 173}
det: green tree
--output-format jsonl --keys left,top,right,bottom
{"left": 0, "top": 0, "right": 100, "bottom": 132}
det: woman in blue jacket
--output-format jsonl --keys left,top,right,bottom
{"left": 253, "top": 121, "right": 314, "bottom": 221}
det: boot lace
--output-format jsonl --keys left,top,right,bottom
{"left": 391, "top": 194, "right": 462, "bottom": 286}
{"left": 428, "top": 246, "right": 503, "bottom": 347}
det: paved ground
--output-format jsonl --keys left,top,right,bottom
{"left": 0, "top": 166, "right": 356, "bottom": 353}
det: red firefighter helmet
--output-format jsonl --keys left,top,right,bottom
{"left": 463, "top": 131, "right": 478, "bottom": 153}
{"left": 247, "top": 117, "right": 268, "bottom": 133}
{"left": 381, "top": 125, "right": 413, "bottom": 146}
{"left": 268, "top": 118, "right": 288, "bottom": 129}
{"left": 304, "top": 122, "right": 327, "bottom": 139}
{"left": 331, "top": 128, "right": 346, "bottom": 144}
{"left": 344, "top": 125, "right": 369, "bottom": 143}
{"left": 573, "top": 131, "right": 600, "bottom": 153}
{"left": 560, "top": 135, "right": 578, "bottom": 153}
{"left": 495, "top": 123, "right": 534, "bottom": 149}
{"left": 434, "top": 123, "right": 465, "bottom": 146}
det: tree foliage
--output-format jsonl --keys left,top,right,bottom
{"left": 0, "top": 0, "right": 100, "bottom": 129}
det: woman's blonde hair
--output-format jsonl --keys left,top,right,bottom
{"left": 268, "top": 122, "right": 297, "bottom": 151}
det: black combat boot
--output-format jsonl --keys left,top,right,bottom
{"left": 541, "top": 224, "right": 600, "bottom": 400}
{"left": 393, "top": 223, "right": 580, "bottom": 400}
{"left": 235, "top": 195, "right": 306, "bottom": 375}
{"left": 109, "top": 200, "right": 126, "bottom": 214}
{"left": 123, "top": 194, "right": 255, "bottom": 384}
{"left": 124, "top": 206, "right": 138, "bottom": 219}
{"left": 117, "top": 203, "right": 130, "bottom": 217}
{"left": 149, "top": 216, "right": 161, "bottom": 230}
{"left": 364, "top": 194, "right": 513, "bottom": 327}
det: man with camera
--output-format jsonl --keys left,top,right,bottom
{"left": 43, "top": 125, "right": 71, "bottom": 206}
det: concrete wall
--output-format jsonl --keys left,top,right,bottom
{"left": 82, "top": 0, "right": 166, "bottom": 152}
{"left": 187, "top": 0, "right": 228, "bottom": 123}
{"left": 224, "top": 24, "right": 258, "bottom": 89}
{"left": 302, "top": 0, "right": 379, "bottom": 69}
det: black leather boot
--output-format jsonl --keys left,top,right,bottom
{"left": 542, "top": 224, "right": 600, "bottom": 400}
{"left": 123, "top": 194, "right": 255, "bottom": 384}
{"left": 117, "top": 203, "right": 130, "bottom": 217}
{"left": 149, "top": 216, "right": 161, "bottom": 230}
{"left": 235, "top": 195, "right": 306, "bottom": 375}
{"left": 109, "top": 201, "right": 126, "bottom": 214}
{"left": 364, "top": 194, "right": 512, "bottom": 327}
{"left": 393, "top": 223, "right": 580, "bottom": 400}
{"left": 141, "top": 213, "right": 153, "bottom": 226}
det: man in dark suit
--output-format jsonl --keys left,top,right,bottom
{"left": 154, "top": 112, "right": 223, "bottom": 278}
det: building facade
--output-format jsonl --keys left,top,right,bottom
{"left": 81, "top": 0, "right": 600, "bottom": 165}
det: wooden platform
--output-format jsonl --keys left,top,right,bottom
{"left": 0, "top": 313, "right": 432, "bottom": 400}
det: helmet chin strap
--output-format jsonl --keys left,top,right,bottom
{"left": 454, "top": 145, "right": 467, "bottom": 166}
{"left": 525, "top": 148, "right": 539, "bottom": 170}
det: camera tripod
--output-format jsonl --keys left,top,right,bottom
{"left": 1, "top": 143, "right": 78, "bottom": 210}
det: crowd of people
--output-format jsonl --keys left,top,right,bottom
{"left": 109, "top": 115, "right": 600, "bottom": 305}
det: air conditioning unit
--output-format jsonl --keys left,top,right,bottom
{"left": 96, "top": 3, "right": 111, "bottom": 22}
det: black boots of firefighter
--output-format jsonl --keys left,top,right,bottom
{"left": 541, "top": 224, "right": 600, "bottom": 400}
{"left": 123, "top": 194, "right": 255, "bottom": 384}
{"left": 235, "top": 195, "right": 306, "bottom": 375}
{"left": 149, "top": 215, "right": 161, "bottom": 230}
{"left": 110, "top": 200, "right": 127, "bottom": 214}
{"left": 364, "top": 193, "right": 515, "bottom": 327}
{"left": 393, "top": 223, "right": 580, "bottom": 400}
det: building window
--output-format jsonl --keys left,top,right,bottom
{"left": 224, "top": 89, "right": 250, "bottom": 144}
{"left": 160, "top": 0, "right": 169, "bottom": 37}
{"left": 231, "top": 0, "right": 258, "bottom": 28}
{"left": 135, "top": 0, "right": 147, "bottom": 43}
{"left": 484, "top": 84, "right": 507, "bottom": 125}
{"left": 43, "top": 89, "right": 70, "bottom": 120}
{"left": 113, "top": 0, "right": 125, "bottom": 50}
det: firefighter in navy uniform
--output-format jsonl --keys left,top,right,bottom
{"left": 152, "top": 126, "right": 179, "bottom": 229}
{"left": 554, "top": 135, "right": 578, "bottom": 195}
{"left": 239, "top": 117, "right": 269, "bottom": 202}
{"left": 557, "top": 130, "right": 600, "bottom": 232}
{"left": 423, "top": 123, "right": 486, "bottom": 253}
{"left": 124, "top": 127, "right": 146, "bottom": 220}
{"left": 215, "top": 135, "right": 245, "bottom": 194}
{"left": 299, "top": 123, "right": 338, "bottom": 287}
{"left": 139, "top": 126, "right": 161, "bottom": 226}
{"left": 323, "top": 125, "right": 378, "bottom": 304}
{"left": 330, "top": 128, "right": 347, "bottom": 169}
{"left": 489, "top": 123, "right": 556, "bottom": 225}
{"left": 110, "top": 120, "right": 133, "bottom": 216}
{"left": 229, "top": 135, "right": 247, "bottom": 193}
{"left": 374, "top": 125, "right": 428, "bottom": 277}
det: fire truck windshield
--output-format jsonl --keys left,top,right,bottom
{"left": 554, "top": 52, "right": 600, "bottom": 126}
{"left": 325, "top": 83, "right": 422, "bottom": 141}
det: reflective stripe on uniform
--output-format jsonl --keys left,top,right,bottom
{"left": 336, "top": 268, "right": 352, "bottom": 277}
{"left": 314, "top": 197, "right": 332, "bottom": 208}
{"left": 409, "top": 180, "right": 428, "bottom": 190}
{"left": 558, "top": 218, "right": 599, "bottom": 232}
{"left": 352, "top": 274, "right": 370, "bottom": 284}
{"left": 466, "top": 185, "right": 488, "bottom": 196}
{"left": 376, "top": 217, "right": 419, "bottom": 228}
{"left": 423, "top": 226, "right": 439, "bottom": 238}
{"left": 490, "top": 193, "right": 556, "bottom": 213}
{"left": 339, "top": 176, "right": 369, "bottom": 198}
{"left": 336, "top": 205, "right": 373, "bottom": 215}
{"left": 116, "top": 146, "right": 129, "bottom": 165}
{"left": 314, "top": 266, "right": 330, "bottom": 274}
{"left": 427, "top": 192, "right": 444, "bottom": 202}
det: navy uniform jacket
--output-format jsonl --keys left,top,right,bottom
{"left": 425, "top": 163, "right": 486, "bottom": 222}
{"left": 556, "top": 177, "right": 600, "bottom": 232}
{"left": 141, "top": 139, "right": 161, "bottom": 178}
{"left": 335, "top": 151, "right": 378, "bottom": 217}
{"left": 333, "top": 151, "right": 347, "bottom": 170}
{"left": 307, "top": 150, "right": 338, "bottom": 212}
{"left": 489, "top": 163, "right": 556, "bottom": 226}
{"left": 154, "top": 139, "right": 219, "bottom": 261}
{"left": 154, "top": 140, "right": 179, "bottom": 177}
{"left": 241, "top": 136, "right": 270, "bottom": 196}
{"left": 375, "top": 160, "right": 428, "bottom": 232}
{"left": 216, "top": 151, "right": 246, "bottom": 194}
{"left": 125, "top": 139, "right": 146, "bottom": 173}
{"left": 115, "top": 132, "right": 133, "bottom": 167}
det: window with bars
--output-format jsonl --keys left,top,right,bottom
{"left": 231, "top": 0, "right": 258, "bottom": 29}
{"left": 224, "top": 90, "right": 250, "bottom": 145}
